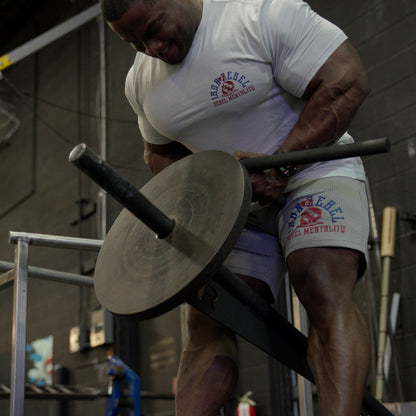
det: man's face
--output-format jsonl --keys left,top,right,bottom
{"left": 109, "top": 0, "right": 202, "bottom": 65}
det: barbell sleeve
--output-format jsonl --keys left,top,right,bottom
{"left": 240, "top": 138, "right": 390, "bottom": 173}
{"left": 69, "top": 143, "right": 175, "bottom": 239}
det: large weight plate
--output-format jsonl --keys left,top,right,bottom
{"left": 94, "top": 151, "right": 252, "bottom": 319}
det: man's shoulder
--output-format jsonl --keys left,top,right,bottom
{"left": 127, "top": 53, "right": 160, "bottom": 84}
{"left": 207, "top": 0, "right": 304, "bottom": 21}
{"left": 125, "top": 53, "right": 155, "bottom": 102}
{"left": 207, "top": 0, "right": 269, "bottom": 12}
{"left": 208, "top": 0, "right": 299, "bottom": 8}
{"left": 209, "top": 0, "right": 259, "bottom": 5}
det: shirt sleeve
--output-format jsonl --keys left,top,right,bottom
{"left": 259, "top": 0, "right": 347, "bottom": 97}
{"left": 125, "top": 59, "right": 173, "bottom": 145}
{"left": 137, "top": 115, "right": 173, "bottom": 145}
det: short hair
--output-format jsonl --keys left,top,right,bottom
{"left": 101, "top": 0, "right": 154, "bottom": 22}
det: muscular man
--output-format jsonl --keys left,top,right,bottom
{"left": 100, "top": 0, "right": 371, "bottom": 414}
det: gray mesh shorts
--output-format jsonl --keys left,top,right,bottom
{"left": 277, "top": 177, "right": 369, "bottom": 264}
{"left": 223, "top": 177, "right": 369, "bottom": 301}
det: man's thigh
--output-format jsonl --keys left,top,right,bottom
{"left": 287, "top": 246, "right": 360, "bottom": 302}
{"left": 223, "top": 228, "right": 284, "bottom": 303}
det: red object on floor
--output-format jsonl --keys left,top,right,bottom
{"left": 236, "top": 392, "right": 256, "bottom": 416}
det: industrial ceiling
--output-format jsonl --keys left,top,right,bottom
{"left": 0, "top": 1, "right": 97, "bottom": 53}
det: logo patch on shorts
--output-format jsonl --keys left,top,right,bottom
{"left": 287, "top": 195, "right": 345, "bottom": 242}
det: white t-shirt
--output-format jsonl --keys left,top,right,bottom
{"left": 125, "top": 0, "right": 366, "bottom": 190}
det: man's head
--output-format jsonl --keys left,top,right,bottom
{"left": 101, "top": 0, "right": 202, "bottom": 65}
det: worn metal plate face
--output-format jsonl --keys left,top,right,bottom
{"left": 94, "top": 151, "right": 251, "bottom": 319}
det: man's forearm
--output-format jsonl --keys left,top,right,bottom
{"left": 279, "top": 83, "right": 369, "bottom": 153}
{"left": 143, "top": 140, "right": 192, "bottom": 174}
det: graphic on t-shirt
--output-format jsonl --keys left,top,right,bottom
{"left": 210, "top": 71, "right": 255, "bottom": 107}
{"left": 221, "top": 80, "right": 235, "bottom": 95}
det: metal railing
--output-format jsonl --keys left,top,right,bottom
{"left": 0, "top": 231, "right": 103, "bottom": 416}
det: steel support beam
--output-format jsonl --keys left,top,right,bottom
{"left": 0, "top": 261, "right": 95, "bottom": 289}
{"left": 0, "top": 4, "right": 101, "bottom": 71}
{"left": 9, "top": 231, "right": 103, "bottom": 251}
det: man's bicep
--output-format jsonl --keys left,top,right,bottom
{"left": 302, "top": 40, "right": 370, "bottom": 100}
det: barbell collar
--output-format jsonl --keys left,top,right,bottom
{"left": 69, "top": 143, "right": 175, "bottom": 239}
{"left": 240, "top": 138, "right": 390, "bottom": 173}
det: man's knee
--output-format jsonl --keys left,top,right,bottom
{"left": 187, "top": 307, "right": 230, "bottom": 340}
{"left": 185, "top": 307, "right": 237, "bottom": 358}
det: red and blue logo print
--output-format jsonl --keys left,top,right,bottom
{"left": 210, "top": 71, "right": 255, "bottom": 107}
{"left": 287, "top": 195, "right": 345, "bottom": 242}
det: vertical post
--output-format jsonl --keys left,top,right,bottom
{"left": 375, "top": 206, "right": 397, "bottom": 401}
{"left": 292, "top": 290, "right": 314, "bottom": 416}
{"left": 98, "top": 15, "right": 107, "bottom": 240}
{"left": 284, "top": 275, "right": 300, "bottom": 416}
{"left": 10, "top": 239, "right": 29, "bottom": 416}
